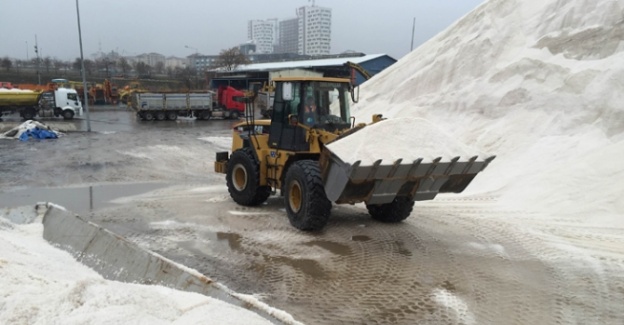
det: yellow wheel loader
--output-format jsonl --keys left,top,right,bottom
{"left": 214, "top": 77, "right": 495, "bottom": 231}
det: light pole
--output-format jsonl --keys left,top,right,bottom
{"left": 34, "top": 35, "right": 41, "bottom": 85}
{"left": 75, "top": 0, "right": 91, "bottom": 132}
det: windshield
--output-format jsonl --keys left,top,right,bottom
{"left": 300, "top": 81, "right": 351, "bottom": 128}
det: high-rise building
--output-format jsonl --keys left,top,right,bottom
{"left": 247, "top": 19, "right": 278, "bottom": 54}
{"left": 296, "top": 5, "right": 332, "bottom": 55}
{"left": 276, "top": 18, "right": 299, "bottom": 54}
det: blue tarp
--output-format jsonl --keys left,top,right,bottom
{"left": 18, "top": 128, "right": 58, "bottom": 141}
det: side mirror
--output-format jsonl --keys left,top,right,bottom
{"left": 282, "top": 82, "right": 293, "bottom": 101}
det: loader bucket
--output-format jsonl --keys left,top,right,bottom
{"left": 319, "top": 149, "right": 495, "bottom": 205}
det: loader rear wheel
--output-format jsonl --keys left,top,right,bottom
{"left": 366, "top": 197, "right": 415, "bottom": 223}
{"left": 284, "top": 160, "right": 331, "bottom": 231}
{"left": 226, "top": 148, "right": 271, "bottom": 206}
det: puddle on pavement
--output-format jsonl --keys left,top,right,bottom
{"left": 0, "top": 183, "right": 167, "bottom": 214}
{"left": 351, "top": 235, "right": 372, "bottom": 242}
{"left": 269, "top": 256, "right": 327, "bottom": 279}
{"left": 216, "top": 232, "right": 243, "bottom": 251}
{"left": 303, "top": 240, "right": 352, "bottom": 256}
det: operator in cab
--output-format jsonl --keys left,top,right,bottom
{"left": 302, "top": 96, "right": 319, "bottom": 126}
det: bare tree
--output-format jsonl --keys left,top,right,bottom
{"left": 118, "top": 57, "right": 131, "bottom": 75}
{"left": 134, "top": 61, "right": 151, "bottom": 77}
{"left": 73, "top": 58, "right": 95, "bottom": 76}
{"left": 43, "top": 56, "right": 52, "bottom": 74}
{"left": 96, "top": 57, "right": 115, "bottom": 78}
{"left": 211, "top": 47, "right": 250, "bottom": 71}
{"left": 14, "top": 59, "right": 23, "bottom": 74}
{"left": 154, "top": 61, "right": 165, "bottom": 75}
{"left": 52, "top": 59, "right": 67, "bottom": 75}
{"left": 1, "top": 57, "right": 12, "bottom": 71}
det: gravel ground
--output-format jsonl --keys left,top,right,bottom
{"left": 1, "top": 108, "right": 621, "bottom": 325}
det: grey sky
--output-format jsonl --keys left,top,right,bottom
{"left": 0, "top": 0, "right": 485, "bottom": 61}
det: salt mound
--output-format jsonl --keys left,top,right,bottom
{"left": 326, "top": 117, "right": 484, "bottom": 165}
{"left": 352, "top": 0, "right": 624, "bottom": 215}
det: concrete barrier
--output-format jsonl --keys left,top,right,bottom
{"left": 41, "top": 205, "right": 300, "bottom": 325}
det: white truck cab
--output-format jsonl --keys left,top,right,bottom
{"left": 39, "top": 88, "right": 83, "bottom": 119}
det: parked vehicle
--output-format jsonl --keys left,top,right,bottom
{"left": 210, "top": 86, "right": 247, "bottom": 119}
{"left": 0, "top": 88, "right": 83, "bottom": 120}
{"left": 132, "top": 87, "right": 251, "bottom": 121}
{"left": 132, "top": 92, "right": 213, "bottom": 121}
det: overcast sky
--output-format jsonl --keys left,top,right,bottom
{"left": 0, "top": 0, "right": 485, "bottom": 62}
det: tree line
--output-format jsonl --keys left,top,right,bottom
{"left": 1, "top": 46, "right": 250, "bottom": 79}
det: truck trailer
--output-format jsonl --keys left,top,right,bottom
{"left": 132, "top": 88, "right": 248, "bottom": 121}
{"left": 132, "top": 92, "right": 213, "bottom": 121}
{"left": 0, "top": 88, "right": 83, "bottom": 120}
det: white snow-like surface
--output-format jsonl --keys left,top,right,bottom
{"left": 327, "top": 117, "right": 484, "bottom": 164}
{"left": 0, "top": 88, "right": 35, "bottom": 92}
{"left": 0, "top": 218, "right": 275, "bottom": 325}
{"left": 0, "top": 120, "right": 62, "bottom": 140}
{"left": 2, "top": 0, "right": 624, "bottom": 323}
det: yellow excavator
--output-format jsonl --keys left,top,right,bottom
{"left": 214, "top": 77, "right": 495, "bottom": 231}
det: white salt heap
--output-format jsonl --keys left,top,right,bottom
{"left": 352, "top": 0, "right": 624, "bottom": 215}
{"left": 327, "top": 117, "right": 484, "bottom": 164}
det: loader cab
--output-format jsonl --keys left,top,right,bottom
{"left": 268, "top": 77, "right": 352, "bottom": 151}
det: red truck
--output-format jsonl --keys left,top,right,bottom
{"left": 211, "top": 86, "right": 247, "bottom": 119}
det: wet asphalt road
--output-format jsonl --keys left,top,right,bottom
{"left": 1, "top": 107, "right": 621, "bottom": 325}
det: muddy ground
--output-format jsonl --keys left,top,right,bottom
{"left": 0, "top": 107, "right": 621, "bottom": 325}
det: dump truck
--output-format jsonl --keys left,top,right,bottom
{"left": 0, "top": 88, "right": 83, "bottom": 120}
{"left": 214, "top": 77, "right": 495, "bottom": 231}
{"left": 132, "top": 92, "right": 213, "bottom": 121}
{"left": 132, "top": 87, "right": 249, "bottom": 121}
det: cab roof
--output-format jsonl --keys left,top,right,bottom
{"left": 272, "top": 76, "right": 351, "bottom": 83}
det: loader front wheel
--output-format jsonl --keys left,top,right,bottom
{"left": 226, "top": 148, "right": 271, "bottom": 206}
{"left": 366, "top": 197, "right": 415, "bottom": 223}
{"left": 284, "top": 160, "right": 331, "bottom": 231}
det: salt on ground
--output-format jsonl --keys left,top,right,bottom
{"left": 326, "top": 117, "right": 485, "bottom": 165}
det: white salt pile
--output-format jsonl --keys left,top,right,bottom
{"left": 326, "top": 117, "right": 484, "bottom": 164}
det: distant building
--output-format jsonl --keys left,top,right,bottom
{"left": 239, "top": 41, "right": 257, "bottom": 55}
{"left": 276, "top": 18, "right": 299, "bottom": 54}
{"left": 135, "top": 52, "right": 166, "bottom": 67}
{"left": 165, "top": 56, "right": 187, "bottom": 69}
{"left": 297, "top": 5, "right": 332, "bottom": 55}
{"left": 248, "top": 19, "right": 278, "bottom": 54}
{"left": 187, "top": 54, "right": 219, "bottom": 72}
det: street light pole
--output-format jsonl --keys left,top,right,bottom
{"left": 75, "top": 0, "right": 91, "bottom": 132}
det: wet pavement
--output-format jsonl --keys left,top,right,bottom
{"left": 1, "top": 108, "right": 621, "bottom": 324}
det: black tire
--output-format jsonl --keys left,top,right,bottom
{"left": 143, "top": 112, "right": 155, "bottom": 121}
{"left": 22, "top": 108, "right": 36, "bottom": 120}
{"left": 196, "top": 111, "right": 210, "bottom": 120}
{"left": 166, "top": 112, "right": 178, "bottom": 120}
{"left": 366, "top": 197, "right": 415, "bottom": 223}
{"left": 156, "top": 111, "right": 166, "bottom": 121}
{"left": 284, "top": 160, "right": 332, "bottom": 231}
{"left": 226, "top": 148, "right": 271, "bottom": 206}
{"left": 230, "top": 111, "right": 239, "bottom": 120}
{"left": 62, "top": 110, "right": 74, "bottom": 120}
